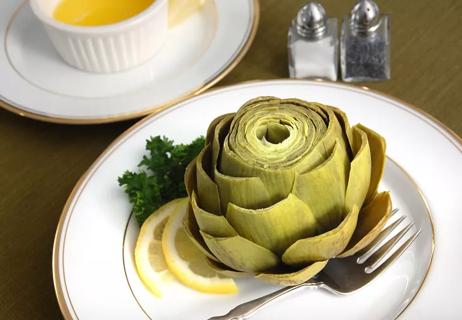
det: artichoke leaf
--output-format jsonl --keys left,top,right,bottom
{"left": 294, "top": 105, "right": 339, "bottom": 173}
{"left": 226, "top": 193, "right": 319, "bottom": 255}
{"left": 215, "top": 169, "right": 272, "bottom": 211}
{"left": 191, "top": 192, "right": 237, "bottom": 237}
{"left": 220, "top": 146, "right": 295, "bottom": 204}
{"left": 319, "top": 107, "right": 346, "bottom": 158}
{"left": 184, "top": 161, "right": 196, "bottom": 196}
{"left": 345, "top": 126, "right": 372, "bottom": 212}
{"left": 206, "top": 259, "right": 252, "bottom": 278}
{"left": 211, "top": 114, "right": 234, "bottom": 170}
{"left": 206, "top": 113, "right": 232, "bottom": 145}
{"left": 183, "top": 204, "right": 219, "bottom": 262}
{"left": 256, "top": 261, "right": 328, "bottom": 286}
{"left": 293, "top": 141, "right": 349, "bottom": 230}
{"left": 357, "top": 124, "right": 386, "bottom": 204}
{"left": 195, "top": 144, "right": 221, "bottom": 214}
{"left": 236, "top": 96, "right": 279, "bottom": 114}
{"left": 331, "top": 107, "right": 353, "bottom": 157}
{"left": 201, "top": 231, "right": 280, "bottom": 273}
{"left": 282, "top": 205, "right": 360, "bottom": 265}
{"left": 338, "top": 192, "right": 392, "bottom": 257}
{"left": 265, "top": 122, "right": 291, "bottom": 142}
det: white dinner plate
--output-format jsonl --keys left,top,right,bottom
{"left": 0, "top": 0, "right": 258, "bottom": 124}
{"left": 54, "top": 80, "right": 462, "bottom": 319}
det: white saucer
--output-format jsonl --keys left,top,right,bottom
{"left": 53, "top": 80, "right": 462, "bottom": 319}
{"left": 0, "top": 0, "right": 259, "bottom": 124}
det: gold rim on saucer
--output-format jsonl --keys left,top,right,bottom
{"left": 0, "top": 0, "right": 260, "bottom": 125}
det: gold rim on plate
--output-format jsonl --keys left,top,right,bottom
{"left": 53, "top": 80, "right": 456, "bottom": 319}
{"left": 0, "top": 0, "right": 260, "bottom": 125}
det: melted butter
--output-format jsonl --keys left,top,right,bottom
{"left": 53, "top": 0, "right": 155, "bottom": 26}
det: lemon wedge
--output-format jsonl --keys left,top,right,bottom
{"left": 134, "top": 200, "right": 179, "bottom": 297}
{"left": 169, "top": 0, "right": 207, "bottom": 26}
{"left": 162, "top": 198, "right": 238, "bottom": 294}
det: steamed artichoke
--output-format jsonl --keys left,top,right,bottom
{"left": 183, "top": 97, "right": 392, "bottom": 285}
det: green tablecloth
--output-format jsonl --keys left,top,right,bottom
{"left": 1, "top": 0, "right": 461, "bottom": 318}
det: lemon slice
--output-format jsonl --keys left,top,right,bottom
{"left": 169, "top": 0, "right": 206, "bottom": 26}
{"left": 134, "top": 200, "right": 180, "bottom": 297}
{"left": 162, "top": 198, "right": 238, "bottom": 294}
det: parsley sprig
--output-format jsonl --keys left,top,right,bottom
{"left": 118, "top": 135, "right": 205, "bottom": 225}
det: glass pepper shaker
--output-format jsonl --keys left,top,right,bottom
{"left": 340, "top": 0, "right": 390, "bottom": 82}
{"left": 288, "top": 2, "right": 338, "bottom": 81}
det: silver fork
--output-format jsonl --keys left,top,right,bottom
{"left": 209, "top": 209, "right": 421, "bottom": 320}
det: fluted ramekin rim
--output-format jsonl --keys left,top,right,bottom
{"left": 29, "top": 0, "right": 167, "bottom": 34}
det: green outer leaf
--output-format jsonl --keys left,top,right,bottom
{"left": 256, "top": 261, "right": 328, "bottom": 286}
{"left": 190, "top": 192, "right": 237, "bottom": 237}
{"left": 345, "top": 126, "right": 372, "bottom": 212}
{"left": 331, "top": 107, "right": 353, "bottom": 157}
{"left": 200, "top": 231, "right": 280, "bottom": 273}
{"left": 182, "top": 203, "right": 219, "bottom": 262}
{"left": 206, "top": 259, "right": 252, "bottom": 278}
{"left": 295, "top": 105, "right": 344, "bottom": 173}
{"left": 206, "top": 114, "right": 230, "bottom": 145}
{"left": 282, "top": 205, "right": 360, "bottom": 265}
{"left": 293, "top": 141, "right": 349, "bottom": 230}
{"left": 184, "top": 161, "right": 196, "bottom": 196}
{"left": 357, "top": 124, "right": 387, "bottom": 204}
{"left": 220, "top": 148, "right": 295, "bottom": 204}
{"left": 226, "top": 194, "right": 319, "bottom": 255}
{"left": 215, "top": 170, "right": 272, "bottom": 211}
{"left": 195, "top": 144, "right": 221, "bottom": 214}
{"left": 338, "top": 192, "right": 392, "bottom": 257}
{"left": 236, "top": 96, "right": 282, "bottom": 114}
{"left": 211, "top": 114, "right": 234, "bottom": 170}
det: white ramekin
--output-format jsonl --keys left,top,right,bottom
{"left": 30, "top": 0, "right": 168, "bottom": 73}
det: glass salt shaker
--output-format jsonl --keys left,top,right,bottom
{"left": 340, "top": 0, "right": 390, "bottom": 82}
{"left": 288, "top": 2, "right": 338, "bottom": 81}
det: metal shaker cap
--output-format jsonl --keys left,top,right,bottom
{"left": 295, "top": 2, "right": 327, "bottom": 39}
{"left": 350, "top": 0, "right": 381, "bottom": 33}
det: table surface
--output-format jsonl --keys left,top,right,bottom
{"left": 1, "top": 0, "right": 461, "bottom": 319}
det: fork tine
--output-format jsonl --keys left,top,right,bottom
{"left": 365, "top": 229, "right": 421, "bottom": 274}
{"left": 390, "top": 208, "right": 399, "bottom": 217}
{"left": 363, "top": 222, "right": 414, "bottom": 273}
{"left": 357, "top": 213, "right": 405, "bottom": 264}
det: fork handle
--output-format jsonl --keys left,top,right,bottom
{"left": 208, "top": 282, "right": 321, "bottom": 320}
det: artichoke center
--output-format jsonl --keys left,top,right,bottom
{"left": 257, "top": 122, "right": 291, "bottom": 145}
